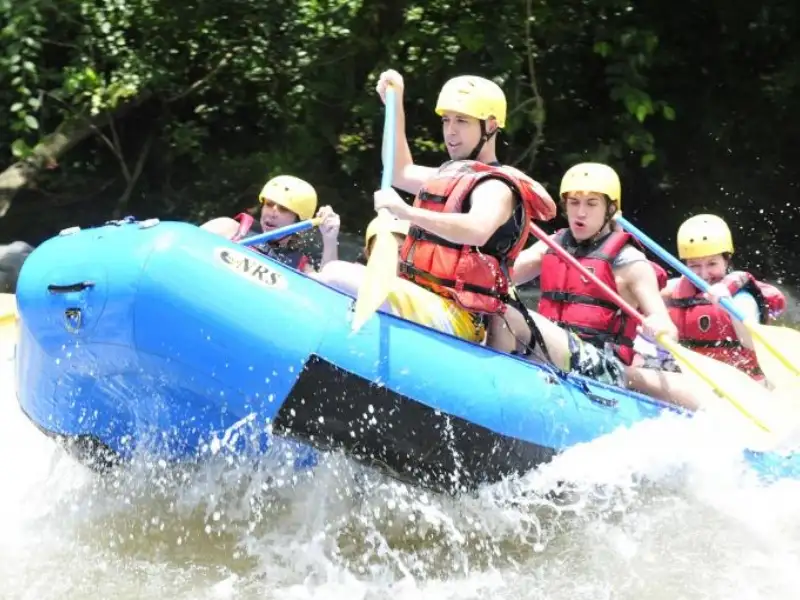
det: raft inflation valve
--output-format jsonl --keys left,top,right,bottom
{"left": 64, "top": 308, "right": 83, "bottom": 333}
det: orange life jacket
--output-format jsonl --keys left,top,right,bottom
{"left": 398, "top": 160, "right": 556, "bottom": 315}
{"left": 538, "top": 229, "right": 668, "bottom": 365}
{"left": 667, "top": 271, "right": 786, "bottom": 379}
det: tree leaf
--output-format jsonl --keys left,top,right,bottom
{"left": 10, "top": 139, "right": 29, "bottom": 158}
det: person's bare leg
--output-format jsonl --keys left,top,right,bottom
{"left": 200, "top": 217, "right": 240, "bottom": 239}
{"left": 490, "top": 305, "right": 707, "bottom": 412}
{"left": 313, "top": 260, "right": 393, "bottom": 312}
{"left": 487, "top": 306, "right": 572, "bottom": 369}
{"left": 486, "top": 314, "right": 519, "bottom": 353}
{"left": 624, "top": 366, "right": 705, "bottom": 410}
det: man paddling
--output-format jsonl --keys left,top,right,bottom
{"left": 202, "top": 174, "right": 341, "bottom": 274}
{"left": 315, "top": 70, "right": 558, "bottom": 343}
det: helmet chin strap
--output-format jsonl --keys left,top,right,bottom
{"left": 467, "top": 120, "right": 496, "bottom": 160}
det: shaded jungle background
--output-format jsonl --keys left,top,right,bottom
{"left": 0, "top": 0, "right": 798, "bottom": 284}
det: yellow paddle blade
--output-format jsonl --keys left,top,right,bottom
{"left": 0, "top": 293, "right": 16, "bottom": 319}
{"left": 0, "top": 315, "right": 18, "bottom": 344}
{"left": 351, "top": 222, "right": 400, "bottom": 333}
{"left": 658, "top": 335, "right": 777, "bottom": 433}
{"left": 0, "top": 293, "right": 19, "bottom": 345}
{"left": 746, "top": 321, "right": 800, "bottom": 389}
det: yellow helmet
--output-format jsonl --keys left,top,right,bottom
{"left": 435, "top": 76, "right": 507, "bottom": 128}
{"left": 676, "top": 214, "right": 734, "bottom": 260}
{"left": 365, "top": 216, "right": 410, "bottom": 246}
{"left": 258, "top": 175, "right": 318, "bottom": 221}
{"left": 559, "top": 163, "right": 622, "bottom": 210}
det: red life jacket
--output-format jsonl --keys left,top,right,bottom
{"left": 667, "top": 271, "right": 786, "bottom": 379}
{"left": 398, "top": 159, "right": 557, "bottom": 315}
{"left": 232, "top": 212, "right": 255, "bottom": 242}
{"left": 233, "top": 213, "right": 310, "bottom": 272}
{"left": 538, "top": 229, "right": 668, "bottom": 365}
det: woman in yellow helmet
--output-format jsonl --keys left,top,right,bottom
{"left": 201, "top": 174, "right": 341, "bottom": 273}
{"left": 659, "top": 214, "right": 786, "bottom": 380}
{"left": 316, "top": 69, "right": 557, "bottom": 346}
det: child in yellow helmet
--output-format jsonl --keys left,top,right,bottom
{"left": 201, "top": 174, "right": 340, "bottom": 273}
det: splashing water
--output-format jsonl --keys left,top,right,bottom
{"left": 2, "top": 338, "right": 800, "bottom": 600}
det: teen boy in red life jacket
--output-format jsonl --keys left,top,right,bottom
{"left": 507, "top": 163, "right": 711, "bottom": 410}
{"left": 201, "top": 175, "right": 340, "bottom": 273}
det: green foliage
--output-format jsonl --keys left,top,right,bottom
{"left": 0, "top": 0, "right": 679, "bottom": 193}
{"left": 0, "top": 0, "right": 799, "bottom": 284}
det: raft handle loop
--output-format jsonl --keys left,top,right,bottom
{"left": 573, "top": 379, "right": 619, "bottom": 408}
{"left": 47, "top": 281, "right": 95, "bottom": 294}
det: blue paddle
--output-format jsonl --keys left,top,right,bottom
{"left": 239, "top": 217, "right": 323, "bottom": 247}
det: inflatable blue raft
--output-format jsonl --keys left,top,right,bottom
{"left": 13, "top": 217, "right": 800, "bottom": 492}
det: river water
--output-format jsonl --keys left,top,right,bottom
{"left": 3, "top": 332, "right": 800, "bottom": 600}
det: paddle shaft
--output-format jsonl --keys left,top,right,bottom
{"left": 376, "top": 85, "right": 396, "bottom": 218}
{"left": 349, "top": 84, "right": 398, "bottom": 333}
{"left": 238, "top": 217, "right": 323, "bottom": 247}
{"left": 381, "top": 87, "right": 396, "bottom": 189}
{"left": 376, "top": 86, "right": 396, "bottom": 373}
{"left": 372, "top": 83, "right": 395, "bottom": 218}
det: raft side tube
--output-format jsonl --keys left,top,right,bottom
{"left": 12, "top": 218, "right": 697, "bottom": 489}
